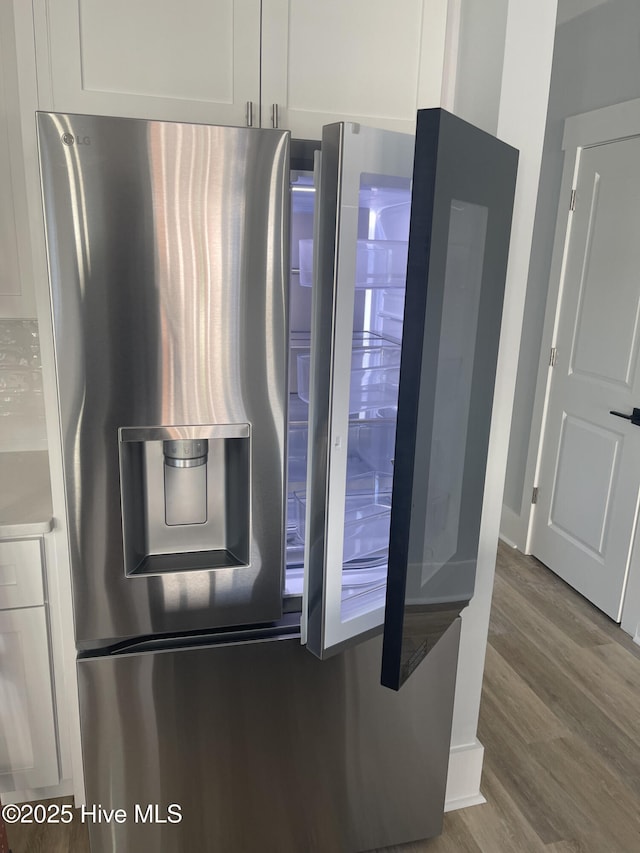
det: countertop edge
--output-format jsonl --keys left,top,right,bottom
{"left": 0, "top": 518, "right": 54, "bottom": 539}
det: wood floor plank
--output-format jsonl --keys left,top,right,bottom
{"left": 460, "top": 765, "right": 546, "bottom": 853}
{"left": 495, "top": 547, "right": 614, "bottom": 649}
{"left": 378, "top": 811, "right": 483, "bottom": 853}
{"left": 6, "top": 797, "right": 90, "bottom": 853}
{"left": 531, "top": 736, "right": 640, "bottom": 853}
{"left": 489, "top": 626, "right": 640, "bottom": 800}
{"left": 590, "top": 640, "right": 640, "bottom": 687}
{"left": 481, "top": 644, "right": 570, "bottom": 744}
{"left": 457, "top": 799, "right": 544, "bottom": 853}
{"left": 486, "top": 587, "right": 513, "bottom": 637}
{"left": 479, "top": 718, "right": 585, "bottom": 845}
{"left": 497, "top": 547, "right": 640, "bottom": 657}
{"left": 491, "top": 573, "right": 640, "bottom": 752}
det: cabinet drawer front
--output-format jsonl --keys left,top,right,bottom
{"left": 0, "top": 540, "right": 45, "bottom": 609}
{"left": 0, "top": 606, "right": 60, "bottom": 792}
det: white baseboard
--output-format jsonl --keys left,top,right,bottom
{"left": 444, "top": 739, "right": 486, "bottom": 812}
{"left": 2, "top": 778, "right": 74, "bottom": 804}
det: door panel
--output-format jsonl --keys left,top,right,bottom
{"left": 570, "top": 170, "right": 640, "bottom": 387}
{"left": 532, "top": 136, "right": 640, "bottom": 619}
{"left": 549, "top": 415, "right": 618, "bottom": 558}
{"left": 381, "top": 110, "right": 518, "bottom": 690}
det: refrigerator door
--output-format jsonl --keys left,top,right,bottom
{"left": 304, "top": 122, "right": 414, "bottom": 657}
{"left": 304, "top": 110, "right": 518, "bottom": 677}
{"left": 37, "top": 114, "right": 290, "bottom": 645}
{"left": 381, "top": 109, "right": 518, "bottom": 689}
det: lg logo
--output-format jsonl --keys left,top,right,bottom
{"left": 61, "top": 133, "right": 91, "bottom": 146}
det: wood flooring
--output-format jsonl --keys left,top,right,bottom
{"left": 7, "top": 544, "right": 640, "bottom": 852}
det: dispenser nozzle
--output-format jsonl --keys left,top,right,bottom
{"left": 163, "top": 439, "right": 209, "bottom": 468}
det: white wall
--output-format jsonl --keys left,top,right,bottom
{"left": 444, "top": 0, "right": 557, "bottom": 809}
{"left": 502, "top": 0, "right": 640, "bottom": 549}
{"left": 453, "top": 0, "right": 509, "bottom": 135}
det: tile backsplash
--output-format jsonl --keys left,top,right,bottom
{"left": 0, "top": 319, "right": 47, "bottom": 449}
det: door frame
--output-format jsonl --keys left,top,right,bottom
{"left": 525, "top": 97, "right": 640, "bottom": 640}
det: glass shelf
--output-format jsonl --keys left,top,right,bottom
{"left": 299, "top": 239, "right": 408, "bottom": 288}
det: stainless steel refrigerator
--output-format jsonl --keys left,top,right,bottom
{"left": 37, "top": 110, "right": 517, "bottom": 852}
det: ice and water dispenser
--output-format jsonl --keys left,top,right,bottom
{"left": 118, "top": 425, "right": 251, "bottom": 575}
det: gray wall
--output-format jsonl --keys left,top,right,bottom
{"left": 503, "top": 0, "right": 640, "bottom": 518}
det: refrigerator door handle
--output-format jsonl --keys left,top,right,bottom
{"left": 301, "top": 147, "right": 323, "bottom": 649}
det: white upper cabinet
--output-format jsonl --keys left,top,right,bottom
{"left": 261, "top": 0, "right": 449, "bottom": 138}
{"left": 40, "top": 0, "right": 261, "bottom": 126}
{"left": 37, "top": 0, "right": 448, "bottom": 136}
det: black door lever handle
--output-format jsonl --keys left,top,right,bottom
{"left": 610, "top": 408, "right": 640, "bottom": 425}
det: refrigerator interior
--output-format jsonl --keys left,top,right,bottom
{"left": 285, "top": 167, "right": 411, "bottom": 621}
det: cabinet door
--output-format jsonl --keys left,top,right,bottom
{"left": 261, "top": 0, "right": 448, "bottom": 139}
{"left": 0, "top": 540, "right": 45, "bottom": 610}
{"left": 42, "top": 0, "right": 261, "bottom": 126}
{"left": 0, "top": 607, "right": 59, "bottom": 792}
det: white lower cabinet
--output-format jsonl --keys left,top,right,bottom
{"left": 0, "top": 538, "right": 59, "bottom": 793}
{"left": 0, "top": 606, "right": 59, "bottom": 792}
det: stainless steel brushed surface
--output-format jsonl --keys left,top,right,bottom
{"left": 78, "top": 619, "right": 460, "bottom": 853}
{"left": 37, "top": 113, "right": 290, "bottom": 643}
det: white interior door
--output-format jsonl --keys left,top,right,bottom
{"left": 531, "top": 135, "right": 640, "bottom": 620}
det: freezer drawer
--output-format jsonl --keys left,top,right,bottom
{"left": 77, "top": 620, "right": 460, "bottom": 853}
